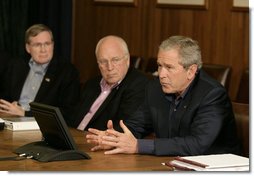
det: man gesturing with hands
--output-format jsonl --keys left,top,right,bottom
{"left": 86, "top": 36, "right": 241, "bottom": 156}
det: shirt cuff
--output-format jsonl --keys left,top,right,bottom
{"left": 137, "top": 139, "right": 155, "bottom": 154}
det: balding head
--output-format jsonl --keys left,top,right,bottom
{"left": 95, "top": 35, "right": 130, "bottom": 85}
{"left": 95, "top": 35, "right": 129, "bottom": 57}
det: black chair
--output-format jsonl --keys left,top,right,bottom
{"left": 202, "top": 64, "right": 231, "bottom": 91}
{"left": 143, "top": 57, "right": 158, "bottom": 79}
{"left": 130, "top": 56, "right": 143, "bottom": 69}
{"left": 235, "top": 69, "right": 249, "bottom": 104}
{"left": 144, "top": 57, "right": 157, "bottom": 73}
{"left": 232, "top": 102, "right": 249, "bottom": 157}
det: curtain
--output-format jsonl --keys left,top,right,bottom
{"left": 34, "top": 0, "right": 73, "bottom": 61}
{"left": 0, "top": 0, "right": 72, "bottom": 61}
{"left": 0, "top": 0, "right": 29, "bottom": 58}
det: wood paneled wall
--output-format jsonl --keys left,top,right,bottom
{"left": 72, "top": 0, "right": 249, "bottom": 100}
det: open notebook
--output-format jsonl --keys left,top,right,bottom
{"left": 163, "top": 154, "right": 249, "bottom": 171}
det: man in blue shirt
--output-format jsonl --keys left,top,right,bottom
{"left": 0, "top": 24, "right": 80, "bottom": 118}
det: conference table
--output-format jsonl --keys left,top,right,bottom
{"left": 0, "top": 127, "right": 172, "bottom": 171}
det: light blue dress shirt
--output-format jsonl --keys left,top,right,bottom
{"left": 18, "top": 59, "right": 49, "bottom": 111}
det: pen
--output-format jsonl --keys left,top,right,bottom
{"left": 164, "top": 161, "right": 195, "bottom": 171}
{"left": 174, "top": 156, "right": 208, "bottom": 168}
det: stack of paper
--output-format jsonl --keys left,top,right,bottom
{"left": 3, "top": 117, "right": 40, "bottom": 131}
{"left": 164, "top": 154, "right": 249, "bottom": 171}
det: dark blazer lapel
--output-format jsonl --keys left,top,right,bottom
{"left": 172, "top": 95, "right": 191, "bottom": 134}
{"left": 89, "top": 86, "right": 119, "bottom": 123}
{"left": 35, "top": 73, "right": 55, "bottom": 102}
{"left": 88, "top": 68, "right": 132, "bottom": 123}
{"left": 13, "top": 67, "right": 30, "bottom": 100}
{"left": 80, "top": 85, "right": 100, "bottom": 115}
{"left": 150, "top": 80, "right": 171, "bottom": 138}
{"left": 157, "top": 98, "right": 171, "bottom": 137}
{"left": 171, "top": 73, "right": 199, "bottom": 134}
{"left": 34, "top": 59, "right": 57, "bottom": 102}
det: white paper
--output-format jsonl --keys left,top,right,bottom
{"left": 170, "top": 154, "right": 249, "bottom": 171}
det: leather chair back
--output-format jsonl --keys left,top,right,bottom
{"left": 202, "top": 64, "right": 231, "bottom": 90}
{"left": 144, "top": 57, "right": 157, "bottom": 74}
{"left": 236, "top": 69, "right": 249, "bottom": 104}
{"left": 232, "top": 102, "right": 249, "bottom": 157}
{"left": 130, "top": 56, "right": 143, "bottom": 69}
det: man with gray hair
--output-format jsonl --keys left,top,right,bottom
{"left": 86, "top": 35, "right": 241, "bottom": 156}
{"left": 68, "top": 35, "right": 148, "bottom": 131}
{"left": 0, "top": 24, "right": 80, "bottom": 118}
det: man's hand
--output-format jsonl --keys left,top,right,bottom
{"left": 0, "top": 99, "right": 25, "bottom": 117}
{"left": 86, "top": 120, "right": 115, "bottom": 151}
{"left": 101, "top": 120, "right": 138, "bottom": 154}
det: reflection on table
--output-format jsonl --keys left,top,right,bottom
{"left": 0, "top": 128, "right": 171, "bottom": 171}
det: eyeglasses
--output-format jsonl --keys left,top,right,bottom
{"left": 97, "top": 55, "right": 127, "bottom": 67}
{"left": 29, "top": 41, "right": 53, "bottom": 49}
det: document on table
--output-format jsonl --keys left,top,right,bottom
{"left": 163, "top": 153, "right": 249, "bottom": 171}
{"left": 2, "top": 117, "right": 40, "bottom": 131}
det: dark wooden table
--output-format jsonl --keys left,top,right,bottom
{"left": 0, "top": 128, "right": 172, "bottom": 171}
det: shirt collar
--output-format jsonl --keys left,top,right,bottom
{"left": 100, "top": 78, "right": 121, "bottom": 92}
{"left": 165, "top": 80, "right": 193, "bottom": 102}
{"left": 29, "top": 58, "right": 49, "bottom": 74}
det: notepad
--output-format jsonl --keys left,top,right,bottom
{"left": 3, "top": 117, "right": 40, "bottom": 131}
{"left": 164, "top": 154, "right": 249, "bottom": 171}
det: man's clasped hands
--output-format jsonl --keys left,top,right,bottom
{"left": 86, "top": 120, "right": 138, "bottom": 155}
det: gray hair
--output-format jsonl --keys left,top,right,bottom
{"left": 25, "top": 24, "right": 54, "bottom": 44}
{"left": 159, "top": 35, "right": 202, "bottom": 69}
{"left": 95, "top": 35, "right": 129, "bottom": 57}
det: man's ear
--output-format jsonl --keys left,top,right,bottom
{"left": 187, "top": 64, "right": 198, "bottom": 80}
{"left": 25, "top": 43, "right": 31, "bottom": 54}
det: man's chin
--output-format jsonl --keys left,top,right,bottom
{"left": 161, "top": 87, "right": 172, "bottom": 94}
{"left": 34, "top": 58, "right": 51, "bottom": 64}
{"left": 106, "top": 79, "right": 118, "bottom": 85}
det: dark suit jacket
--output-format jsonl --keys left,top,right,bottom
{"left": 1, "top": 57, "right": 80, "bottom": 118}
{"left": 126, "top": 69, "right": 241, "bottom": 156}
{"left": 68, "top": 67, "right": 149, "bottom": 131}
